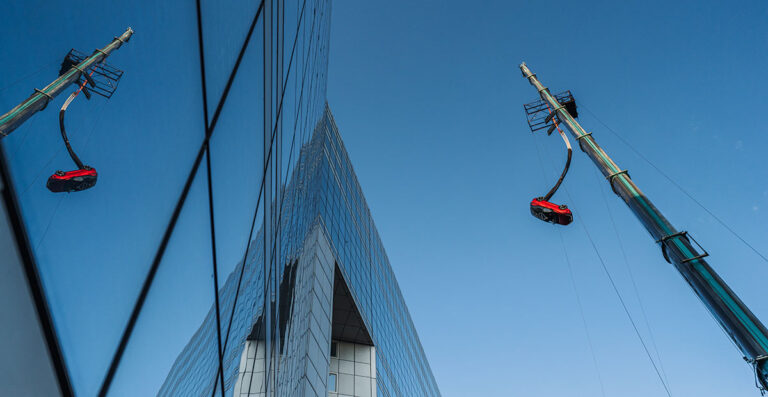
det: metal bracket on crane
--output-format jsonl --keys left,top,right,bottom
{"left": 33, "top": 89, "right": 54, "bottom": 111}
{"left": 545, "top": 106, "right": 563, "bottom": 123}
{"left": 71, "top": 64, "right": 96, "bottom": 87}
{"left": 656, "top": 231, "right": 710, "bottom": 264}
{"left": 746, "top": 355, "right": 768, "bottom": 393}
{"left": 605, "top": 169, "right": 629, "bottom": 195}
{"left": 545, "top": 106, "right": 564, "bottom": 136}
{"left": 575, "top": 132, "right": 593, "bottom": 152}
{"left": 746, "top": 355, "right": 768, "bottom": 364}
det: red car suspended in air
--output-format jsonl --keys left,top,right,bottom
{"left": 46, "top": 64, "right": 100, "bottom": 193}
{"left": 525, "top": 99, "right": 575, "bottom": 226}
{"left": 530, "top": 197, "right": 572, "bottom": 226}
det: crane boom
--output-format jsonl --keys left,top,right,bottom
{"left": 0, "top": 28, "right": 133, "bottom": 139}
{"left": 520, "top": 62, "right": 768, "bottom": 390}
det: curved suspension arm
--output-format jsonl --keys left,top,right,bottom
{"left": 58, "top": 73, "right": 93, "bottom": 170}
{"left": 541, "top": 111, "right": 573, "bottom": 201}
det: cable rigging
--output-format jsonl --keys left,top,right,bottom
{"left": 22, "top": 100, "right": 108, "bottom": 253}
{"left": 46, "top": 68, "right": 98, "bottom": 193}
{"left": 0, "top": 31, "right": 128, "bottom": 196}
{"left": 527, "top": 101, "right": 574, "bottom": 226}
{"left": 573, "top": 195, "right": 674, "bottom": 397}
{"left": 579, "top": 103, "right": 768, "bottom": 266}
{"left": 6, "top": 61, "right": 67, "bottom": 160}
{"left": 591, "top": 165, "right": 671, "bottom": 387}
{"left": 557, "top": 230, "right": 608, "bottom": 397}
{"left": 531, "top": 127, "right": 607, "bottom": 396}
{"left": 0, "top": 58, "right": 61, "bottom": 94}
{"left": 42, "top": 44, "right": 127, "bottom": 193}
{"left": 520, "top": 62, "right": 768, "bottom": 393}
{"left": 530, "top": 120, "right": 672, "bottom": 396}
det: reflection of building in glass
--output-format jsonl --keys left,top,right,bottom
{"left": 160, "top": 107, "right": 441, "bottom": 397}
{"left": 0, "top": 0, "right": 440, "bottom": 395}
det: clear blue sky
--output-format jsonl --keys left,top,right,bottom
{"left": 327, "top": 1, "right": 768, "bottom": 396}
{"left": 1, "top": 0, "right": 768, "bottom": 396}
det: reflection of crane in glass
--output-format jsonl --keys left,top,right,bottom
{"left": 520, "top": 62, "right": 768, "bottom": 393}
{"left": 0, "top": 28, "right": 133, "bottom": 192}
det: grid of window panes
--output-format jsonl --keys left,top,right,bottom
{"left": 1, "top": 0, "right": 332, "bottom": 395}
{"left": 161, "top": 106, "right": 440, "bottom": 396}
{"left": 157, "top": 0, "right": 335, "bottom": 395}
{"left": 311, "top": 110, "right": 441, "bottom": 397}
{"left": 1, "top": 0, "right": 439, "bottom": 394}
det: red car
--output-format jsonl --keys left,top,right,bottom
{"left": 530, "top": 198, "right": 573, "bottom": 226}
{"left": 46, "top": 168, "right": 98, "bottom": 193}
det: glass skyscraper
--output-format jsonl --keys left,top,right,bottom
{"left": 0, "top": 0, "right": 439, "bottom": 396}
{"left": 160, "top": 106, "right": 441, "bottom": 396}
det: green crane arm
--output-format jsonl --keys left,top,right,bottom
{"left": 520, "top": 62, "right": 768, "bottom": 391}
{"left": 0, "top": 28, "right": 133, "bottom": 139}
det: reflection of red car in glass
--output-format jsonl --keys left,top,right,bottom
{"left": 46, "top": 66, "right": 101, "bottom": 193}
{"left": 46, "top": 167, "right": 98, "bottom": 193}
{"left": 530, "top": 198, "right": 573, "bottom": 226}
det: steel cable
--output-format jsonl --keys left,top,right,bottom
{"left": 591, "top": 165, "right": 671, "bottom": 387}
{"left": 557, "top": 230, "right": 608, "bottom": 397}
{"left": 529, "top": 129, "right": 607, "bottom": 396}
{"left": 579, "top": 104, "right": 768, "bottom": 266}
{"left": 530, "top": 127, "right": 672, "bottom": 395}
{"left": 562, "top": 183, "right": 674, "bottom": 397}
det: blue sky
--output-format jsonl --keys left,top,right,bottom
{"left": 327, "top": 1, "right": 768, "bottom": 396}
{"left": 1, "top": 0, "right": 768, "bottom": 396}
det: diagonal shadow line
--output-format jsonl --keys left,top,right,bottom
{"left": 96, "top": 2, "right": 265, "bottom": 396}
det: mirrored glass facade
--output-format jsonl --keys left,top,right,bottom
{"left": 0, "top": 0, "right": 439, "bottom": 396}
{"left": 160, "top": 107, "right": 441, "bottom": 396}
